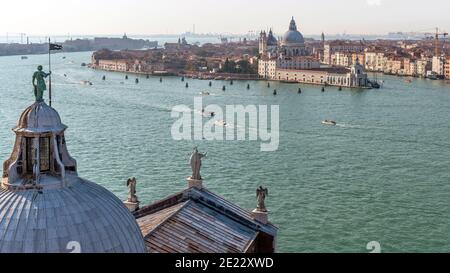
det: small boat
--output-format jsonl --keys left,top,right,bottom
{"left": 185, "top": 83, "right": 189, "bottom": 88}
{"left": 125, "top": 75, "right": 129, "bottom": 80}
{"left": 200, "top": 91, "right": 210, "bottom": 96}
{"left": 200, "top": 109, "right": 215, "bottom": 117}
{"left": 267, "top": 82, "right": 271, "bottom": 88}
{"left": 80, "top": 80, "right": 93, "bottom": 86}
{"left": 273, "top": 90, "right": 277, "bottom": 96}
{"left": 135, "top": 78, "right": 139, "bottom": 84}
{"left": 322, "top": 120, "right": 337, "bottom": 126}
{"left": 102, "top": 75, "right": 106, "bottom": 81}
{"left": 338, "top": 86, "right": 342, "bottom": 91}
{"left": 214, "top": 120, "right": 227, "bottom": 127}
{"left": 321, "top": 87, "right": 325, "bottom": 92}
{"left": 81, "top": 62, "right": 87, "bottom": 67}
{"left": 21, "top": 56, "right": 28, "bottom": 60}
{"left": 247, "top": 84, "right": 250, "bottom": 90}
{"left": 230, "top": 80, "right": 233, "bottom": 85}
{"left": 222, "top": 86, "right": 226, "bottom": 91}
{"left": 62, "top": 56, "right": 66, "bottom": 59}
{"left": 209, "top": 81, "right": 212, "bottom": 87}
{"left": 298, "top": 88, "right": 301, "bottom": 94}
{"left": 405, "top": 79, "right": 412, "bottom": 83}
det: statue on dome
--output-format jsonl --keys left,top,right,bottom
{"left": 32, "top": 65, "right": 51, "bottom": 102}
{"left": 189, "top": 147, "right": 207, "bottom": 180}
{"left": 126, "top": 177, "right": 138, "bottom": 203}
{"left": 256, "top": 186, "right": 269, "bottom": 212}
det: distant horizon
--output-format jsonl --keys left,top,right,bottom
{"left": 1, "top": 0, "right": 448, "bottom": 38}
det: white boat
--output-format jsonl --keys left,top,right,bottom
{"left": 214, "top": 120, "right": 227, "bottom": 127}
{"left": 199, "top": 91, "right": 211, "bottom": 96}
{"left": 322, "top": 120, "right": 337, "bottom": 126}
{"left": 80, "top": 80, "right": 93, "bottom": 86}
{"left": 198, "top": 110, "right": 215, "bottom": 118}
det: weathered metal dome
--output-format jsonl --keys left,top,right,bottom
{"left": 0, "top": 178, "right": 147, "bottom": 253}
{"left": 0, "top": 101, "right": 147, "bottom": 253}
{"left": 15, "top": 101, "right": 66, "bottom": 133}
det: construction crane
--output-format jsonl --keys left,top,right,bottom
{"left": 424, "top": 28, "right": 448, "bottom": 56}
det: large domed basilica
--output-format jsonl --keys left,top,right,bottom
{"left": 0, "top": 99, "right": 147, "bottom": 253}
{"left": 259, "top": 17, "right": 309, "bottom": 57}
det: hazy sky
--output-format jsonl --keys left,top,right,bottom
{"left": 1, "top": 0, "right": 449, "bottom": 36}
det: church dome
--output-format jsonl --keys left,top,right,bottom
{"left": 282, "top": 17, "right": 305, "bottom": 45}
{"left": 15, "top": 101, "right": 66, "bottom": 133}
{"left": 1, "top": 101, "right": 147, "bottom": 253}
{"left": 267, "top": 29, "right": 278, "bottom": 46}
{"left": 0, "top": 178, "right": 146, "bottom": 253}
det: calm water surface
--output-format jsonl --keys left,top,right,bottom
{"left": 1, "top": 52, "right": 450, "bottom": 252}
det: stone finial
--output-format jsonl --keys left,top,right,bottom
{"left": 124, "top": 177, "right": 139, "bottom": 212}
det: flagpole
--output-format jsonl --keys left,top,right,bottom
{"left": 48, "top": 37, "right": 52, "bottom": 107}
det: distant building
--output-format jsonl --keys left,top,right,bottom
{"left": 258, "top": 17, "right": 370, "bottom": 88}
{"left": 97, "top": 59, "right": 130, "bottom": 72}
{"left": 365, "top": 51, "right": 385, "bottom": 72}
{"left": 275, "top": 60, "right": 368, "bottom": 88}
{"left": 432, "top": 55, "right": 446, "bottom": 77}
{"left": 323, "top": 41, "right": 365, "bottom": 65}
{"left": 445, "top": 57, "right": 450, "bottom": 79}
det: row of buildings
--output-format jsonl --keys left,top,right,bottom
{"left": 322, "top": 40, "right": 449, "bottom": 79}
{"left": 258, "top": 18, "right": 449, "bottom": 84}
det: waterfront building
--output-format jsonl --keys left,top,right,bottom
{"left": 445, "top": 57, "right": 450, "bottom": 79}
{"left": 97, "top": 59, "right": 130, "bottom": 72}
{"left": 416, "top": 59, "right": 432, "bottom": 77}
{"left": 365, "top": 51, "right": 385, "bottom": 72}
{"left": 432, "top": 55, "right": 446, "bottom": 77}
{"left": 383, "top": 56, "right": 403, "bottom": 75}
{"left": 323, "top": 41, "right": 365, "bottom": 65}
{"left": 0, "top": 100, "right": 147, "bottom": 253}
{"left": 275, "top": 59, "right": 368, "bottom": 87}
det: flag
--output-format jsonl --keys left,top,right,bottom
{"left": 49, "top": 43, "right": 63, "bottom": 51}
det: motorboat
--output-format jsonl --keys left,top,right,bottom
{"left": 214, "top": 120, "right": 227, "bottom": 127}
{"left": 199, "top": 109, "right": 215, "bottom": 118}
{"left": 21, "top": 56, "right": 28, "bottom": 60}
{"left": 199, "top": 91, "right": 210, "bottom": 96}
{"left": 80, "top": 80, "right": 93, "bottom": 86}
{"left": 322, "top": 120, "right": 337, "bottom": 126}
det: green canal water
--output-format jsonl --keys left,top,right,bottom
{"left": 1, "top": 52, "right": 450, "bottom": 253}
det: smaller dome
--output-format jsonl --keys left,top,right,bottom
{"left": 15, "top": 102, "right": 66, "bottom": 133}
{"left": 267, "top": 29, "right": 278, "bottom": 46}
{"left": 282, "top": 17, "right": 305, "bottom": 45}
